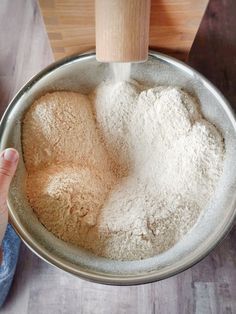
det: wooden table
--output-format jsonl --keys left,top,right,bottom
{"left": 38, "top": 0, "right": 209, "bottom": 61}
{"left": 0, "top": 0, "right": 235, "bottom": 313}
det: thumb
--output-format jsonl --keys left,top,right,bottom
{"left": 0, "top": 148, "right": 19, "bottom": 243}
{"left": 0, "top": 148, "right": 19, "bottom": 201}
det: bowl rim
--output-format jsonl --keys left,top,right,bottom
{"left": 1, "top": 50, "right": 236, "bottom": 285}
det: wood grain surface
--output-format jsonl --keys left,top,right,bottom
{"left": 95, "top": 0, "right": 151, "bottom": 62}
{"left": 0, "top": 0, "right": 235, "bottom": 313}
{"left": 39, "top": 0, "right": 208, "bottom": 61}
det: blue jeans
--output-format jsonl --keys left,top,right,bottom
{"left": 0, "top": 224, "right": 21, "bottom": 307}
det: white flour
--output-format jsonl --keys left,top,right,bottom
{"left": 111, "top": 63, "right": 131, "bottom": 82}
{"left": 22, "top": 82, "right": 224, "bottom": 261}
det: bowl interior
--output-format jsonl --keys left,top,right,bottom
{"left": 1, "top": 52, "right": 236, "bottom": 284}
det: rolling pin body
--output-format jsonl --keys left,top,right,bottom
{"left": 96, "top": 0, "right": 151, "bottom": 62}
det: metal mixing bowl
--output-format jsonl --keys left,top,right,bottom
{"left": 0, "top": 51, "right": 235, "bottom": 285}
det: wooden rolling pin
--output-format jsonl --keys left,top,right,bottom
{"left": 95, "top": 0, "right": 151, "bottom": 62}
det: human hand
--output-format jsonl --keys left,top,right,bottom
{"left": 0, "top": 148, "right": 19, "bottom": 245}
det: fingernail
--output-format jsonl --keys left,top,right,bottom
{"left": 3, "top": 148, "right": 19, "bottom": 162}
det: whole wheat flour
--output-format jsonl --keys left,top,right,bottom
{"left": 22, "top": 84, "right": 224, "bottom": 261}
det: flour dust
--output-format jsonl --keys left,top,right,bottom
{"left": 110, "top": 62, "right": 131, "bottom": 82}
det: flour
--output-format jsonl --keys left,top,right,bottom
{"left": 22, "top": 83, "right": 224, "bottom": 261}
{"left": 89, "top": 80, "right": 140, "bottom": 176}
{"left": 91, "top": 84, "right": 224, "bottom": 260}
{"left": 22, "top": 92, "right": 111, "bottom": 173}
{"left": 110, "top": 63, "right": 131, "bottom": 82}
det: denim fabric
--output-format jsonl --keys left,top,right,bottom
{"left": 0, "top": 224, "right": 21, "bottom": 307}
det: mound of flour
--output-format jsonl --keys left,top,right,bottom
{"left": 22, "top": 83, "right": 224, "bottom": 261}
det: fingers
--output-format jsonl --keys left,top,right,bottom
{"left": 0, "top": 148, "right": 19, "bottom": 209}
{"left": 0, "top": 207, "right": 8, "bottom": 245}
{"left": 0, "top": 148, "right": 19, "bottom": 245}
{"left": 0, "top": 148, "right": 19, "bottom": 199}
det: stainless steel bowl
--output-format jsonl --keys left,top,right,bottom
{"left": 1, "top": 51, "right": 235, "bottom": 285}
